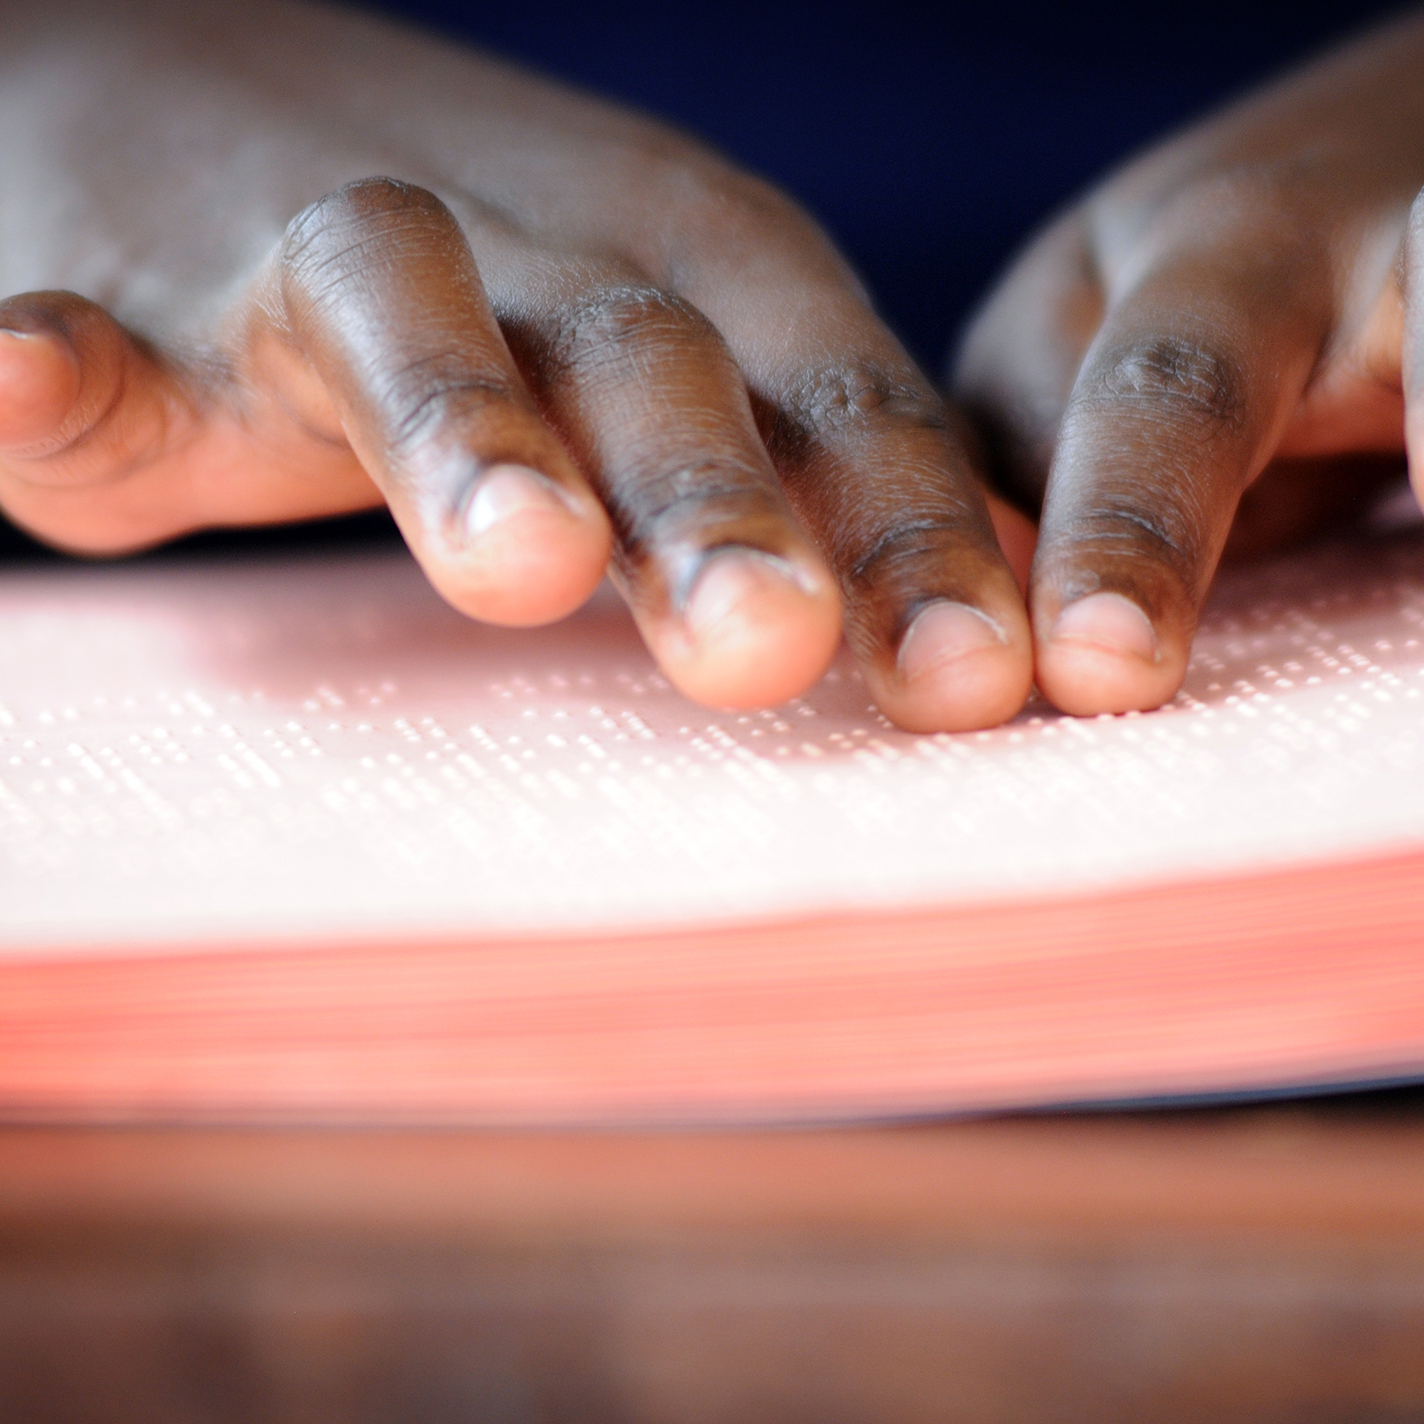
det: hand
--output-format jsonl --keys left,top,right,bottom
{"left": 955, "top": 11, "right": 1424, "bottom": 716}
{"left": 0, "top": 0, "right": 1033, "bottom": 731}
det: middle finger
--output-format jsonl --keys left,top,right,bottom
{"left": 501, "top": 257, "right": 842, "bottom": 710}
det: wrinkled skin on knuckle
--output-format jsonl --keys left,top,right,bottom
{"left": 515, "top": 281, "right": 792, "bottom": 589}
{"left": 752, "top": 360, "right": 1003, "bottom": 633}
{"left": 611, "top": 459, "right": 788, "bottom": 587}
{"left": 381, "top": 371, "right": 523, "bottom": 458}
{"left": 278, "top": 177, "right": 461, "bottom": 313}
{"left": 835, "top": 513, "right": 1005, "bottom": 662}
{"left": 845, "top": 509, "right": 983, "bottom": 606}
{"left": 273, "top": 177, "right": 538, "bottom": 467}
{"left": 776, "top": 362, "right": 949, "bottom": 444}
{"left": 757, "top": 360, "right": 954, "bottom": 514}
{"left": 1085, "top": 334, "right": 1249, "bottom": 432}
{"left": 830, "top": 473, "right": 984, "bottom": 583}
{"left": 813, "top": 468, "right": 1003, "bottom": 654}
{"left": 1050, "top": 335, "right": 1258, "bottom": 594}
{"left": 1038, "top": 325, "right": 1284, "bottom": 618}
{"left": 541, "top": 284, "right": 715, "bottom": 380}
{"left": 1038, "top": 470, "right": 1216, "bottom": 614}
{"left": 512, "top": 279, "right": 745, "bottom": 438}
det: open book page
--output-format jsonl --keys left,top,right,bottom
{"left": 5, "top": 521, "right": 1424, "bottom": 955}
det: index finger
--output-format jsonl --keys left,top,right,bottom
{"left": 266, "top": 177, "right": 613, "bottom": 628}
{"left": 1029, "top": 201, "right": 1331, "bottom": 715}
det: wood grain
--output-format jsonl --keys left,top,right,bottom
{"left": 2, "top": 1097, "right": 1423, "bottom": 1422}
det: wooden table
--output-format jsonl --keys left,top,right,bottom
{"left": 2, "top": 1092, "right": 1424, "bottom": 1423}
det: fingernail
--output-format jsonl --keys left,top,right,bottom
{"left": 461, "top": 464, "right": 573, "bottom": 541}
{"left": 1049, "top": 591, "right": 1158, "bottom": 661}
{"left": 683, "top": 548, "right": 813, "bottom": 641}
{"left": 897, "top": 600, "right": 1007, "bottom": 683}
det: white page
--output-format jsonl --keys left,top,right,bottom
{"left": 5, "top": 521, "right": 1424, "bottom": 954}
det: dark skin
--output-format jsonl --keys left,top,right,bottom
{"left": 0, "top": 0, "right": 1033, "bottom": 734}
{"left": 956, "top": 8, "right": 1424, "bottom": 716}
{"left": 4, "top": 3, "right": 1422, "bottom": 730}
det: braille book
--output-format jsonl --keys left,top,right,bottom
{"left": 4, "top": 515, "right": 1424, "bottom": 1124}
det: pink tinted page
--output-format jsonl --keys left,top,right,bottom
{"left": 6, "top": 525, "right": 1424, "bottom": 955}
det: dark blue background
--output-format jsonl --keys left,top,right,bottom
{"left": 369, "top": 0, "right": 1408, "bottom": 374}
{"left": 1, "top": 0, "right": 1409, "bottom": 560}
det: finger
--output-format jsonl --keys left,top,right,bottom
{"left": 1402, "top": 188, "right": 1424, "bottom": 508}
{"left": 522, "top": 170, "right": 1031, "bottom": 730}
{"left": 1032, "top": 224, "right": 1332, "bottom": 716}
{"left": 952, "top": 215, "right": 1105, "bottom": 513}
{"left": 0, "top": 290, "right": 190, "bottom": 552}
{"left": 274, "top": 177, "right": 612, "bottom": 628}
{"left": 0, "top": 311, "right": 83, "bottom": 455}
{"left": 503, "top": 273, "right": 841, "bottom": 709}
{"left": 685, "top": 258, "right": 1034, "bottom": 734}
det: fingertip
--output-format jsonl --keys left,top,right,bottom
{"left": 416, "top": 463, "right": 613, "bottom": 626}
{"left": 648, "top": 546, "right": 842, "bottom": 709}
{"left": 0, "top": 327, "right": 81, "bottom": 450}
{"left": 1035, "top": 591, "right": 1184, "bottom": 715}
{"left": 868, "top": 599, "right": 1034, "bottom": 733}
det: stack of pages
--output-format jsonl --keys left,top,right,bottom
{"left": 4, "top": 519, "right": 1424, "bottom": 1123}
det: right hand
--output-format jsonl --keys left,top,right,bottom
{"left": 0, "top": 0, "right": 1034, "bottom": 732}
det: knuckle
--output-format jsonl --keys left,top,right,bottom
{"left": 1085, "top": 334, "right": 1245, "bottom": 431}
{"left": 790, "top": 362, "right": 945, "bottom": 431}
{"left": 546, "top": 284, "right": 718, "bottom": 374}
{"left": 380, "top": 362, "right": 519, "bottom": 454}
{"left": 1049, "top": 489, "right": 1207, "bottom": 589}
{"left": 768, "top": 362, "right": 948, "bottom": 461}
{"left": 279, "top": 177, "right": 455, "bottom": 295}
{"left": 283, "top": 176, "right": 447, "bottom": 247}
{"left": 613, "top": 458, "right": 780, "bottom": 561}
{"left": 843, "top": 512, "right": 975, "bottom": 589}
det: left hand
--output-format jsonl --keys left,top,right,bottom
{"left": 955, "top": 9, "right": 1424, "bottom": 716}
